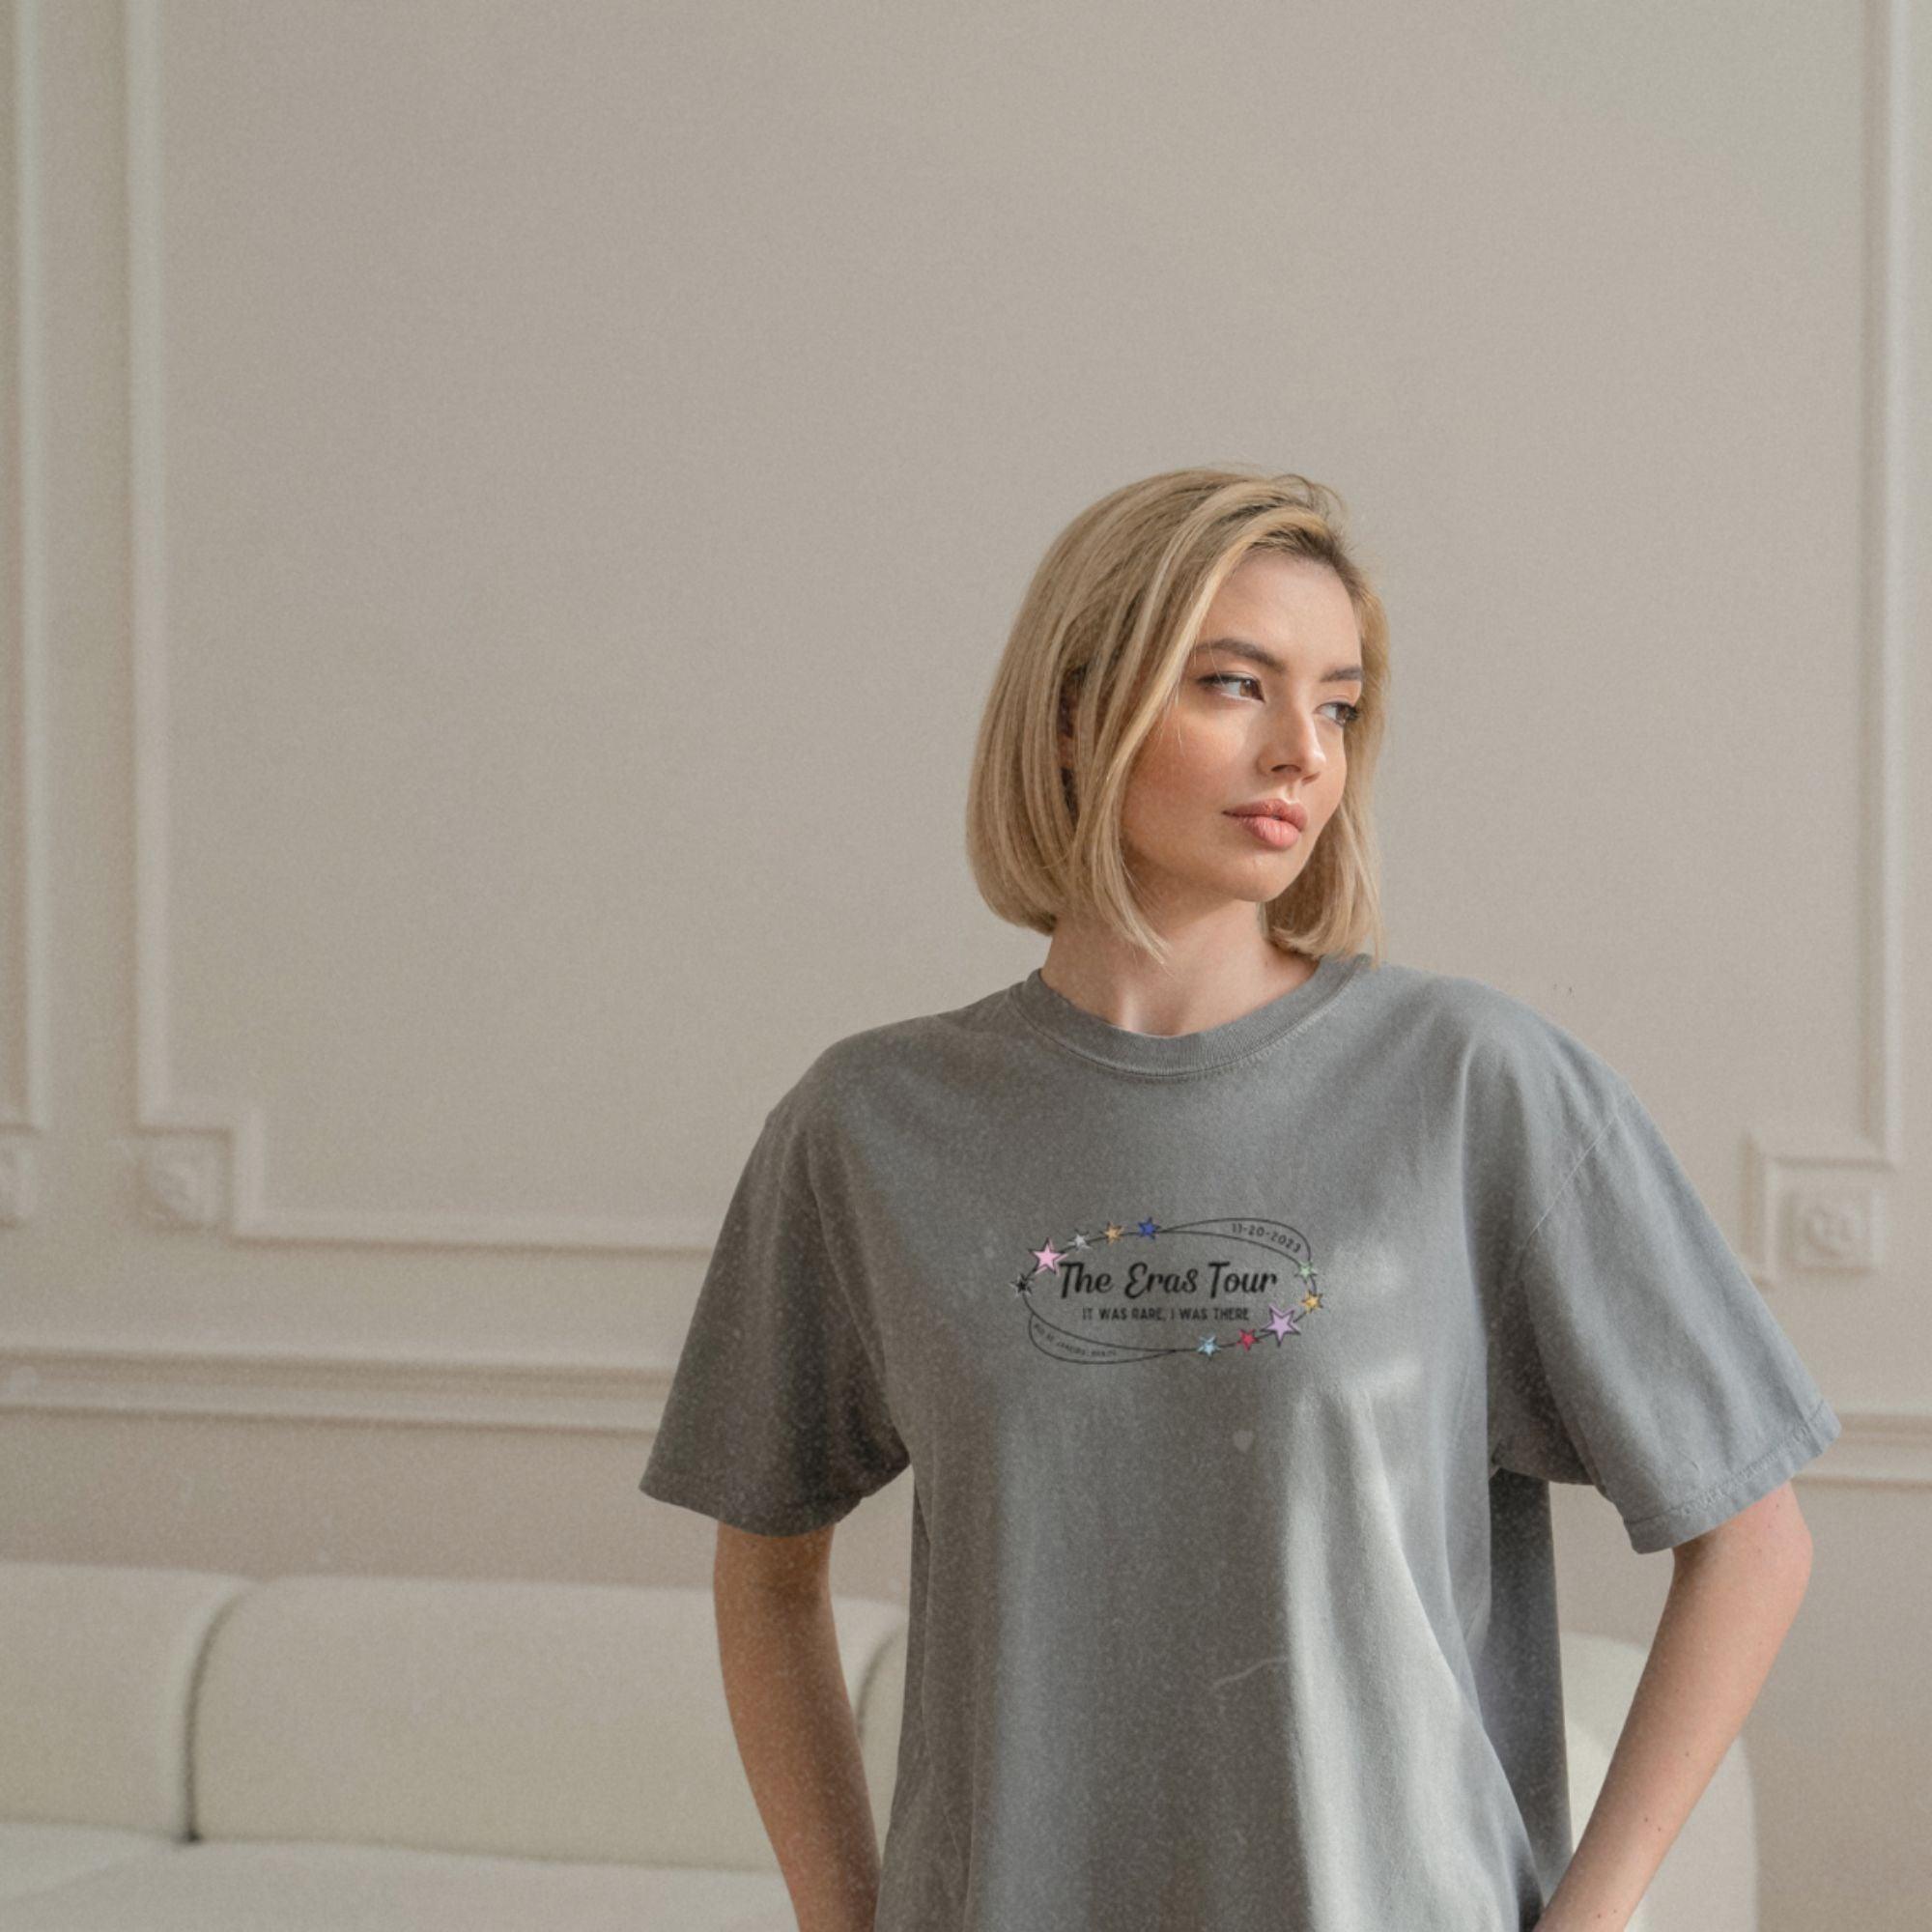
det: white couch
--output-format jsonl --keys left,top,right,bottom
{"left": 0, "top": 1561, "right": 1756, "bottom": 1929}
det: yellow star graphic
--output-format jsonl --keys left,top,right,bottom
{"left": 1104, "top": 1223, "right": 1123, "bottom": 1242}
{"left": 1301, "top": 1291, "right": 1322, "bottom": 1311}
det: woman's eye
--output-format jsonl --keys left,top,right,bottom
{"left": 1199, "top": 673, "right": 1362, "bottom": 727}
{"left": 1199, "top": 671, "right": 1264, "bottom": 699}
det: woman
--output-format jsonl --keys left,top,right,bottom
{"left": 640, "top": 467, "right": 1837, "bottom": 1931}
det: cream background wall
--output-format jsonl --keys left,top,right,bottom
{"left": 1, "top": 1, "right": 1925, "bottom": 1922}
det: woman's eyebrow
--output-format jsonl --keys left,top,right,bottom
{"left": 1192, "top": 636, "right": 1363, "bottom": 684}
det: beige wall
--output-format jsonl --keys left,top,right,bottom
{"left": 2, "top": 0, "right": 1926, "bottom": 1921}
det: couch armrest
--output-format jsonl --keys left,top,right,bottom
{"left": 0, "top": 1561, "right": 249, "bottom": 1839}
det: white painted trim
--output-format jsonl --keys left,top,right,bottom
{"left": 0, "top": 1344, "right": 1921, "bottom": 1492}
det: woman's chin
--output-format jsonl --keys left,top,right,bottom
{"left": 1135, "top": 854, "right": 1309, "bottom": 910}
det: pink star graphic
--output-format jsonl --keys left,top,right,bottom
{"left": 1032, "top": 1240, "right": 1065, "bottom": 1272}
{"left": 1266, "top": 1303, "right": 1301, "bottom": 1341}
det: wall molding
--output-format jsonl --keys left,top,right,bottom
{"left": 99, "top": 0, "right": 1917, "bottom": 1287}
{"left": 0, "top": 1, "right": 53, "bottom": 1225}
{"left": 0, "top": 10, "right": 1915, "bottom": 1566}
{"left": 1, "top": 1342, "right": 1923, "bottom": 1490}
{"left": 112, "top": 0, "right": 711, "bottom": 1255}
{"left": 1739, "top": 0, "right": 1913, "bottom": 1293}
{"left": 0, "top": 1340, "right": 668, "bottom": 1435}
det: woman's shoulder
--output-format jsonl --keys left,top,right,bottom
{"left": 1350, "top": 953, "right": 1633, "bottom": 1128}
{"left": 763, "top": 981, "right": 1019, "bottom": 1128}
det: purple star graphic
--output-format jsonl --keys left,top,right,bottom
{"left": 1266, "top": 1303, "right": 1301, "bottom": 1341}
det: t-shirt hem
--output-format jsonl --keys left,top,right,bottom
{"left": 638, "top": 1465, "right": 869, "bottom": 1538}
{"left": 1618, "top": 1392, "right": 1842, "bottom": 1554}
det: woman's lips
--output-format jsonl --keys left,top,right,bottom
{"left": 1225, "top": 810, "right": 1302, "bottom": 849}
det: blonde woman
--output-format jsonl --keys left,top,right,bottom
{"left": 641, "top": 468, "right": 1835, "bottom": 1932}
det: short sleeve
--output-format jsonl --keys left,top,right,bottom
{"left": 1488, "top": 1080, "right": 1841, "bottom": 1554}
{"left": 639, "top": 1092, "right": 910, "bottom": 1537}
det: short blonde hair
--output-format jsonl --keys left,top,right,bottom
{"left": 965, "top": 465, "right": 1389, "bottom": 974}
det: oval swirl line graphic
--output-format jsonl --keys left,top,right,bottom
{"left": 1009, "top": 1214, "right": 1329, "bottom": 1366}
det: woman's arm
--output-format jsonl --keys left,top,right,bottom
{"left": 712, "top": 1520, "right": 885, "bottom": 1932}
{"left": 1534, "top": 1482, "right": 1816, "bottom": 1931}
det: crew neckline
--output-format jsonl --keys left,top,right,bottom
{"left": 1006, "top": 951, "right": 1365, "bottom": 1076}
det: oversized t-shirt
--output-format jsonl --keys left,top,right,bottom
{"left": 639, "top": 950, "right": 1840, "bottom": 1930}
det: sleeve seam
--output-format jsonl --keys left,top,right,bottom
{"left": 775, "top": 1129, "right": 907, "bottom": 1452}
{"left": 1495, "top": 1085, "right": 1632, "bottom": 1303}
{"left": 777, "top": 1158, "right": 882, "bottom": 1375}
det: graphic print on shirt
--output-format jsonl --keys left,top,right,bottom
{"left": 1012, "top": 1215, "right": 1325, "bottom": 1365}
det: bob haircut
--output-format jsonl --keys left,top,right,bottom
{"left": 966, "top": 465, "right": 1390, "bottom": 975}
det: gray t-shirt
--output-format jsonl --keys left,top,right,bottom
{"left": 639, "top": 951, "right": 1839, "bottom": 1930}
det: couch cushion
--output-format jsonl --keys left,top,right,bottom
{"left": 0, "top": 1840, "right": 794, "bottom": 1931}
{"left": 0, "top": 1824, "right": 167, "bottom": 1907}
{"left": 190, "top": 1573, "right": 907, "bottom": 1871}
{"left": 0, "top": 1562, "right": 249, "bottom": 1836}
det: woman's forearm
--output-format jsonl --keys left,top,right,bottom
{"left": 715, "top": 1571, "right": 883, "bottom": 1932}
{"left": 1536, "top": 1492, "right": 1814, "bottom": 1930}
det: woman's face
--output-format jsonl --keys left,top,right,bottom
{"left": 1114, "top": 552, "right": 1363, "bottom": 920}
